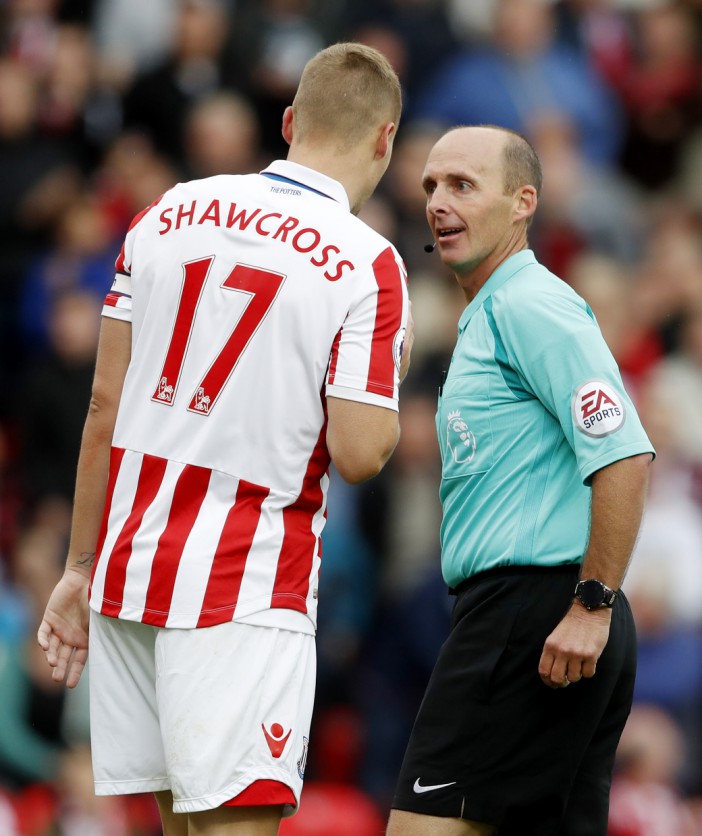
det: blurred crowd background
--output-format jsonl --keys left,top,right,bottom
{"left": 1, "top": 0, "right": 702, "bottom": 833}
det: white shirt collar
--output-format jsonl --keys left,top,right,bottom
{"left": 260, "top": 160, "right": 350, "bottom": 212}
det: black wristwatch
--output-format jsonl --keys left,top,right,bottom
{"left": 574, "top": 579, "right": 618, "bottom": 611}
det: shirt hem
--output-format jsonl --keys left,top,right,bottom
{"left": 326, "top": 383, "right": 398, "bottom": 411}
{"left": 579, "top": 442, "right": 655, "bottom": 485}
{"left": 88, "top": 597, "right": 317, "bottom": 635}
{"left": 101, "top": 306, "right": 132, "bottom": 322}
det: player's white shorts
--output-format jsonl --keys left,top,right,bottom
{"left": 88, "top": 612, "right": 316, "bottom": 815}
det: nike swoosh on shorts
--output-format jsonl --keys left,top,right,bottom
{"left": 413, "top": 779, "right": 457, "bottom": 794}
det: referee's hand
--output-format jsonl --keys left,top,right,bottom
{"left": 538, "top": 603, "right": 611, "bottom": 689}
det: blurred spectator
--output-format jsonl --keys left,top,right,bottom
{"left": 0, "top": 523, "right": 69, "bottom": 790}
{"left": 0, "top": 56, "right": 82, "bottom": 385}
{"left": 555, "top": 0, "right": 634, "bottom": 90}
{"left": 625, "top": 563, "right": 702, "bottom": 795}
{"left": 412, "top": 0, "right": 623, "bottom": 166}
{"left": 18, "top": 193, "right": 114, "bottom": 353}
{"left": 645, "top": 303, "right": 702, "bottom": 471}
{"left": 1, "top": 0, "right": 61, "bottom": 78}
{"left": 92, "top": 132, "right": 177, "bottom": 238}
{"left": 624, "top": 373, "right": 702, "bottom": 628}
{"left": 92, "top": 0, "right": 177, "bottom": 86}
{"left": 182, "top": 90, "right": 263, "bottom": 179}
{"left": 230, "top": 0, "right": 329, "bottom": 157}
{"left": 377, "top": 389, "right": 443, "bottom": 593}
{"left": 20, "top": 290, "right": 100, "bottom": 504}
{"left": 529, "top": 113, "right": 647, "bottom": 272}
{"left": 0, "top": 422, "right": 24, "bottom": 559}
{"left": 345, "top": 0, "right": 460, "bottom": 110}
{"left": 314, "top": 471, "right": 379, "bottom": 709}
{"left": 609, "top": 704, "right": 698, "bottom": 835}
{"left": 566, "top": 252, "right": 663, "bottom": 385}
{"left": 616, "top": 4, "right": 702, "bottom": 190}
{"left": 37, "top": 23, "right": 122, "bottom": 169}
{"left": 122, "top": 0, "right": 242, "bottom": 170}
{"left": 633, "top": 201, "right": 702, "bottom": 357}
{"left": 446, "top": 0, "right": 499, "bottom": 42}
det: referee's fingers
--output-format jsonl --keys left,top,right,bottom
{"left": 581, "top": 657, "right": 597, "bottom": 679}
{"left": 538, "top": 650, "right": 565, "bottom": 689}
{"left": 537, "top": 648, "right": 554, "bottom": 682}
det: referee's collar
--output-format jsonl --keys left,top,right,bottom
{"left": 260, "top": 160, "right": 350, "bottom": 212}
{"left": 458, "top": 249, "right": 537, "bottom": 333}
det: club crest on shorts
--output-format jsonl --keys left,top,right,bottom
{"left": 262, "top": 723, "right": 291, "bottom": 758}
{"left": 297, "top": 737, "right": 309, "bottom": 779}
{"left": 573, "top": 381, "right": 625, "bottom": 437}
{"left": 446, "top": 410, "right": 477, "bottom": 463}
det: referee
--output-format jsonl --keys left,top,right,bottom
{"left": 388, "top": 125, "right": 654, "bottom": 836}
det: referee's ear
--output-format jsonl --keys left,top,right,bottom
{"left": 513, "top": 184, "right": 537, "bottom": 226}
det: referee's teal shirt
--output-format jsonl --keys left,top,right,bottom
{"left": 437, "top": 250, "right": 655, "bottom": 589}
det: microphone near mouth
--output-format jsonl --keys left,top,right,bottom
{"left": 424, "top": 242, "right": 436, "bottom": 253}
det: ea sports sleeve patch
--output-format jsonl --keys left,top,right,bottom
{"left": 572, "top": 380, "right": 626, "bottom": 437}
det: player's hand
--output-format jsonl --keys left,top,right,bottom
{"left": 37, "top": 568, "right": 91, "bottom": 689}
{"left": 538, "top": 603, "right": 611, "bottom": 689}
{"left": 399, "top": 302, "right": 414, "bottom": 383}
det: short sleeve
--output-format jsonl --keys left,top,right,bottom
{"left": 494, "top": 285, "right": 654, "bottom": 483}
{"left": 102, "top": 195, "right": 164, "bottom": 322}
{"left": 326, "top": 245, "right": 409, "bottom": 411}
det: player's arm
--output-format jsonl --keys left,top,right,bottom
{"left": 326, "top": 397, "right": 400, "bottom": 484}
{"left": 37, "top": 316, "right": 131, "bottom": 687}
{"left": 327, "top": 296, "right": 413, "bottom": 484}
{"left": 538, "top": 452, "right": 652, "bottom": 688}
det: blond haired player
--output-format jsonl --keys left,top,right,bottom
{"left": 38, "top": 43, "right": 411, "bottom": 836}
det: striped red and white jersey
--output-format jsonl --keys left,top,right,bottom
{"left": 91, "top": 160, "right": 409, "bottom": 633}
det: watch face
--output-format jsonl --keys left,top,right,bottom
{"left": 578, "top": 580, "right": 606, "bottom": 609}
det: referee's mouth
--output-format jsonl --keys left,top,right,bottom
{"left": 436, "top": 226, "right": 465, "bottom": 246}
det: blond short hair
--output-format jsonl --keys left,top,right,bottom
{"left": 292, "top": 42, "right": 402, "bottom": 152}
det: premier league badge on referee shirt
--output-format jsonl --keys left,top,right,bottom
{"left": 573, "top": 381, "right": 626, "bottom": 437}
{"left": 446, "top": 410, "right": 477, "bottom": 463}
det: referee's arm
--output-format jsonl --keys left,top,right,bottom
{"left": 538, "top": 452, "right": 653, "bottom": 689}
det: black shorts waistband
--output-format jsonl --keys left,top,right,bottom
{"left": 448, "top": 563, "right": 580, "bottom": 596}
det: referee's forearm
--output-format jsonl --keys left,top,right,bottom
{"left": 580, "top": 453, "right": 653, "bottom": 589}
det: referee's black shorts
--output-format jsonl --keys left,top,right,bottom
{"left": 392, "top": 564, "right": 637, "bottom": 836}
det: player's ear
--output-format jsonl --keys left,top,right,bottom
{"left": 281, "top": 106, "right": 294, "bottom": 146}
{"left": 374, "top": 122, "right": 396, "bottom": 161}
{"left": 513, "top": 185, "right": 537, "bottom": 224}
